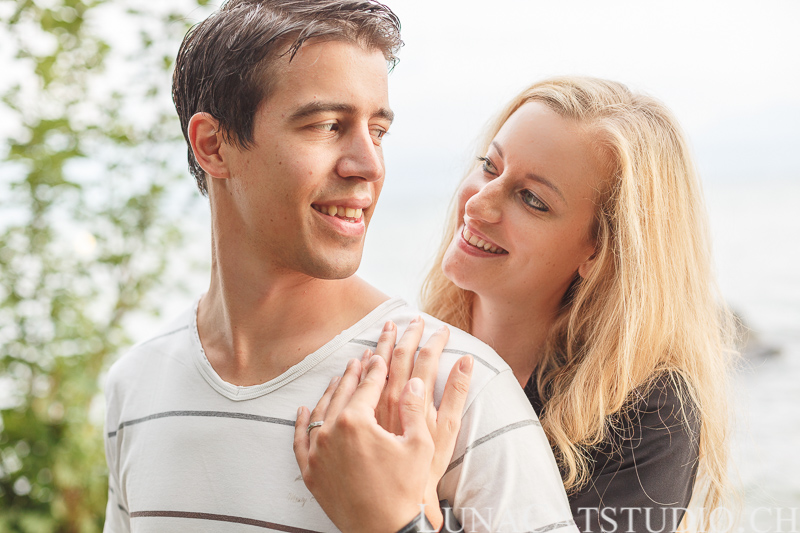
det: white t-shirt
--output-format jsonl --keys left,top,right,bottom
{"left": 103, "top": 297, "right": 577, "bottom": 533}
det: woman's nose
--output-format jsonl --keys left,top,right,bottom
{"left": 464, "top": 177, "right": 503, "bottom": 224}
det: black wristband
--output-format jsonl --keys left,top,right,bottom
{"left": 395, "top": 512, "right": 436, "bottom": 533}
{"left": 439, "top": 500, "right": 464, "bottom": 533}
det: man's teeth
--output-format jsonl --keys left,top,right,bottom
{"left": 313, "top": 205, "right": 363, "bottom": 220}
{"left": 462, "top": 228, "right": 506, "bottom": 254}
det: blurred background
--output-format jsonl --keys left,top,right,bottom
{"left": 0, "top": 0, "right": 797, "bottom": 531}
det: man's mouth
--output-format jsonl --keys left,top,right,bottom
{"left": 462, "top": 227, "right": 507, "bottom": 254}
{"left": 312, "top": 204, "right": 364, "bottom": 223}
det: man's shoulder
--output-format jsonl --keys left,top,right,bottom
{"left": 105, "top": 302, "right": 196, "bottom": 390}
{"left": 380, "top": 302, "right": 511, "bottom": 372}
{"left": 377, "top": 302, "right": 517, "bottom": 404}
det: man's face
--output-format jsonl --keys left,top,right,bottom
{"left": 216, "top": 40, "right": 392, "bottom": 280}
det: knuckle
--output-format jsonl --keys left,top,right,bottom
{"left": 403, "top": 401, "right": 425, "bottom": 415}
{"left": 444, "top": 417, "right": 461, "bottom": 436}
{"left": 306, "top": 452, "right": 322, "bottom": 474}
{"left": 452, "top": 378, "right": 470, "bottom": 396}
{"left": 336, "top": 410, "right": 358, "bottom": 431}
{"left": 418, "top": 346, "right": 436, "bottom": 361}
{"left": 392, "top": 346, "right": 408, "bottom": 359}
{"left": 386, "top": 390, "right": 401, "bottom": 407}
{"left": 314, "top": 428, "right": 330, "bottom": 448}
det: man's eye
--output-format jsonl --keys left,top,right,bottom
{"left": 314, "top": 123, "right": 338, "bottom": 132}
{"left": 477, "top": 156, "right": 497, "bottom": 175}
{"left": 370, "top": 127, "right": 387, "bottom": 145}
{"left": 521, "top": 189, "right": 549, "bottom": 212}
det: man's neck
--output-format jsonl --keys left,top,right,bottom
{"left": 197, "top": 255, "right": 388, "bottom": 387}
{"left": 471, "top": 295, "right": 556, "bottom": 388}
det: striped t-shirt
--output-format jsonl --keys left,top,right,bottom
{"left": 103, "top": 297, "right": 577, "bottom": 533}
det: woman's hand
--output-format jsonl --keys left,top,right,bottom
{"left": 293, "top": 318, "right": 473, "bottom": 533}
{"left": 370, "top": 318, "right": 474, "bottom": 529}
{"left": 294, "top": 355, "right": 432, "bottom": 533}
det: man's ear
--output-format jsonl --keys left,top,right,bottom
{"left": 187, "top": 112, "right": 230, "bottom": 180}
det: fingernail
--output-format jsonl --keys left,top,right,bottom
{"left": 437, "top": 325, "right": 449, "bottom": 333}
{"left": 330, "top": 375, "right": 340, "bottom": 386}
{"left": 369, "top": 354, "right": 382, "bottom": 368}
{"left": 297, "top": 407, "right": 303, "bottom": 417}
{"left": 362, "top": 349, "right": 372, "bottom": 362}
{"left": 410, "top": 315, "right": 422, "bottom": 325}
{"left": 384, "top": 320, "right": 394, "bottom": 332}
{"left": 409, "top": 377, "right": 424, "bottom": 398}
{"left": 460, "top": 356, "right": 473, "bottom": 374}
{"left": 346, "top": 358, "right": 357, "bottom": 370}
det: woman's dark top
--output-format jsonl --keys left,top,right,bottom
{"left": 524, "top": 374, "right": 701, "bottom": 533}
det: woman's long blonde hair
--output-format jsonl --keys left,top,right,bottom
{"left": 421, "top": 77, "right": 735, "bottom": 529}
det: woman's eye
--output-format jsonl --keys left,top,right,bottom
{"left": 477, "top": 156, "right": 497, "bottom": 175}
{"left": 521, "top": 189, "right": 549, "bottom": 212}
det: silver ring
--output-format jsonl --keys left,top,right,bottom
{"left": 306, "top": 420, "right": 324, "bottom": 434}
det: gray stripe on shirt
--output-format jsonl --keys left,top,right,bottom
{"left": 350, "top": 339, "right": 500, "bottom": 374}
{"left": 108, "top": 410, "right": 295, "bottom": 438}
{"left": 130, "top": 511, "right": 324, "bottom": 532}
{"left": 444, "top": 419, "right": 541, "bottom": 474}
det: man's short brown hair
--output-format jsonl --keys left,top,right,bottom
{"left": 172, "top": 0, "right": 403, "bottom": 195}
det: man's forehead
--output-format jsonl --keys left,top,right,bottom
{"left": 265, "top": 40, "right": 391, "bottom": 116}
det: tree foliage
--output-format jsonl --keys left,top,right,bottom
{"left": 0, "top": 0, "right": 210, "bottom": 530}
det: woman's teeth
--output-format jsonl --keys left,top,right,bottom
{"left": 313, "top": 204, "right": 363, "bottom": 220}
{"left": 462, "top": 228, "right": 507, "bottom": 254}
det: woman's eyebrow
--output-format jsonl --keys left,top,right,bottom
{"left": 288, "top": 101, "right": 394, "bottom": 123}
{"left": 491, "top": 141, "right": 567, "bottom": 205}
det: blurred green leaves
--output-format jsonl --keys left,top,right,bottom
{"left": 1, "top": 0, "right": 210, "bottom": 530}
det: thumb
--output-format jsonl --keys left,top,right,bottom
{"left": 398, "top": 377, "right": 429, "bottom": 441}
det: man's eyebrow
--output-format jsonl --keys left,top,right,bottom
{"left": 288, "top": 102, "right": 394, "bottom": 123}
{"left": 491, "top": 141, "right": 567, "bottom": 205}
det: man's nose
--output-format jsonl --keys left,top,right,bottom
{"left": 464, "top": 177, "right": 503, "bottom": 224}
{"left": 335, "top": 126, "right": 384, "bottom": 182}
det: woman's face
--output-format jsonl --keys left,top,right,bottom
{"left": 442, "top": 101, "right": 608, "bottom": 314}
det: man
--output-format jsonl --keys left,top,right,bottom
{"left": 103, "top": 1, "right": 575, "bottom": 532}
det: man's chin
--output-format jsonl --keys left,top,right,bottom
{"left": 301, "top": 252, "right": 363, "bottom": 281}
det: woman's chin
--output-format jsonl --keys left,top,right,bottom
{"left": 442, "top": 249, "right": 479, "bottom": 293}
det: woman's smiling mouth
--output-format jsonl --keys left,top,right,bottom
{"left": 461, "top": 227, "right": 507, "bottom": 254}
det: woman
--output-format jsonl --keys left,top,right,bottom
{"left": 295, "top": 77, "right": 735, "bottom": 532}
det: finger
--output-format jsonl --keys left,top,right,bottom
{"left": 293, "top": 406, "right": 311, "bottom": 472}
{"left": 349, "top": 354, "right": 390, "bottom": 411}
{"left": 398, "top": 377, "right": 431, "bottom": 444}
{"left": 384, "top": 316, "right": 424, "bottom": 402}
{"left": 325, "top": 358, "right": 362, "bottom": 421}
{"left": 373, "top": 320, "right": 397, "bottom": 365}
{"left": 436, "top": 355, "right": 473, "bottom": 442}
{"left": 410, "top": 324, "right": 450, "bottom": 401}
{"left": 308, "top": 374, "right": 340, "bottom": 426}
{"left": 360, "top": 349, "right": 372, "bottom": 381}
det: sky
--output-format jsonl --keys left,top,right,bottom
{"left": 356, "top": 0, "right": 800, "bottom": 308}
{"left": 381, "top": 0, "right": 800, "bottom": 194}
